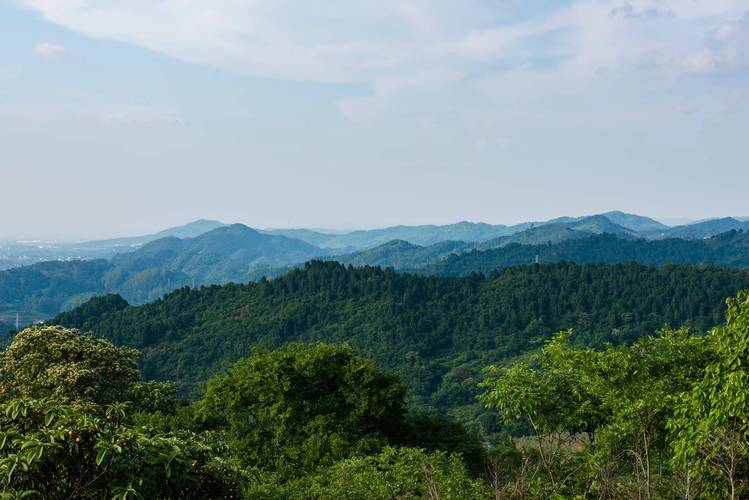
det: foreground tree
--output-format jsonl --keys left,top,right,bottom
{"left": 0, "top": 398, "right": 242, "bottom": 498}
{"left": 670, "top": 291, "right": 749, "bottom": 499}
{"left": 0, "top": 325, "right": 176, "bottom": 413}
{"left": 0, "top": 327, "right": 243, "bottom": 497}
{"left": 480, "top": 326, "right": 714, "bottom": 498}
{"left": 197, "top": 342, "right": 406, "bottom": 476}
{"left": 252, "top": 446, "right": 490, "bottom": 499}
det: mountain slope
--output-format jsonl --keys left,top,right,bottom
{"left": 599, "top": 211, "right": 669, "bottom": 233}
{"left": 0, "top": 225, "right": 327, "bottom": 323}
{"left": 111, "top": 224, "right": 324, "bottom": 288}
{"left": 425, "top": 231, "right": 749, "bottom": 277}
{"left": 333, "top": 240, "right": 471, "bottom": 269}
{"left": 0, "top": 260, "right": 112, "bottom": 322}
{"left": 330, "top": 228, "right": 749, "bottom": 273}
{"left": 77, "top": 219, "right": 226, "bottom": 250}
{"left": 0, "top": 220, "right": 228, "bottom": 272}
{"left": 104, "top": 224, "right": 327, "bottom": 302}
{"left": 264, "top": 212, "right": 664, "bottom": 250}
{"left": 265, "top": 222, "right": 513, "bottom": 249}
{"left": 52, "top": 261, "right": 749, "bottom": 415}
{"left": 475, "top": 215, "right": 639, "bottom": 249}
{"left": 658, "top": 217, "right": 749, "bottom": 240}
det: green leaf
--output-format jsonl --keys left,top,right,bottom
{"left": 95, "top": 448, "right": 108, "bottom": 466}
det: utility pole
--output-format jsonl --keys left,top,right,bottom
{"left": 15, "top": 313, "right": 19, "bottom": 331}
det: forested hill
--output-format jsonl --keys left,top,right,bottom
{"left": 424, "top": 231, "right": 749, "bottom": 276}
{"left": 53, "top": 261, "right": 749, "bottom": 418}
{"left": 0, "top": 224, "right": 322, "bottom": 324}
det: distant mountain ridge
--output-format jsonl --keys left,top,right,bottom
{"left": 76, "top": 219, "right": 227, "bottom": 249}
{"left": 655, "top": 217, "right": 749, "bottom": 240}
{"left": 3, "top": 212, "right": 743, "bottom": 273}
{"left": 331, "top": 215, "right": 641, "bottom": 268}
{"left": 333, "top": 230, "right": 749, "bottom": 274}
{"left": 264, "top": 221, "right": 515, "bottom": 249}
{"left": 0, "top": 220, "right": 227, "bottom": 271}
{"left": 0, "top": 224, "right": 327, "bottom": 323}
{"left": 263, "top": 212, "right": 670, "bottom": 250}
{"left": 424, "top": 231, "right": 749, "bottom": 277}
{"left": 5, "top": 212, "right": 749, "bottom": 331}
{"left": 110, "top": 224, "right": 325, "bottom": 294}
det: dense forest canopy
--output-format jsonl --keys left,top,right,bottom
{"left": 0, "top": 327, "right": 487, "bottom": 498}
{"left": 4, "top": 290, "right": 749, "bottom": 497}
{"left": 52, "top": 261, "right": 749, "bottom": 429}
{"left": 4, "top": 227, "right": 749, "bottom": 328}
{"left": 424, "top": 231, "right": 749, "bottom": 276}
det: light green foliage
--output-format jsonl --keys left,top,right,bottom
{"left": 0, "top": 326, "right": 177, "bottom": 413}
{"left": 0, "top": 398, "right": 242, "bottom": 498}
{"left": 0, "top": 326, "right": 243, "bottom": 498}
{"left": 197, "top": 342, "right": 406, "bottom": 476}
{"left": 254, "top": 446, "right": 490, "bottom": 499}
{"left": 670, "top": 291, "right": 749, "bottom": 498}
{"left": 481, "top": 326, "right": 715, "bottom": 498}
{"left": 0, "top": 326, "right": 141, "bottom": 405}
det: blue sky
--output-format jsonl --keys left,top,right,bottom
{"left": 2, "top": 0, "right": 748, "bottom": 239}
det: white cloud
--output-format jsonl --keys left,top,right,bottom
{"left": 18, "top": 1, "right": 748, "bottom": 83}
{"left": 32, "top": 42, "right": 65, "bottom": 57}
{"left": 16, "top": 0, "right": 749, "bottom": 129}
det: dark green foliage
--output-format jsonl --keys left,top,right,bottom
{"left": 0, "top": 398, "right": 242, "bottom": 499}
{"left": 0, "top": 327, "right": 245, "bottom": 497}
{"left": 6, "top": 227, "right": 749, "bottom": 331}
{"left": 195, "top": 343, "right": 405, "bottom": 476}
{"left": 53, "top": 261, "right": 749, "bottom": 425}
{"left": 252, "top": 446, "right": 490, "bottom": 499}
{"left": 400, "top": 415, "right": 486, "bottom": 476}
{"left": 47, "top": 293, "right": 130, "bottom": 327}
{"left": 0, "top": 325, "right": 490, "bottom": 497}
{"left": 427, "top": 231, "right": 749, "bottom": 276}
{"left": 334, "top": 239, "right": 471, "bottom": 269}
{"left": 0, "top": 259, "right": 112, "bottom": 321}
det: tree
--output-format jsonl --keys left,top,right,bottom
{"left": 670, "top": 290, "right": 749, "bottom": 499}
{"left": 480, "top": 327, "right": 714, "bottom": 498}
{"left": 0, "top": 398, "right": 242, "bottom": 498}
{"left": 254, "top": 447, "right": 490, "bottom": 500}
{"left": 196, "top": 342, "right": 406, "bottom": 476}
{"left": 0, "top": 326, "right": 176, "bottom": 413}
{"left": 0, "top": 326, "right": 139, "bottom": 405}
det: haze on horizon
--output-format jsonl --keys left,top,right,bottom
{"left": 2, "top": 1, "right": 748, "bottom": 240}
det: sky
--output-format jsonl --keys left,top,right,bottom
{"left": 1, "top": 0, "right": 748, "bottom": 240}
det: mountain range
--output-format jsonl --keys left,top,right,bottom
{"left": 263, "top": 211, "right": 664, "bottom": 249}
{"left": 3, "top": 211, "right": 749, "bottom": 331}
{"left": 0, "top": 219, "right": 227, "bottom": 270}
